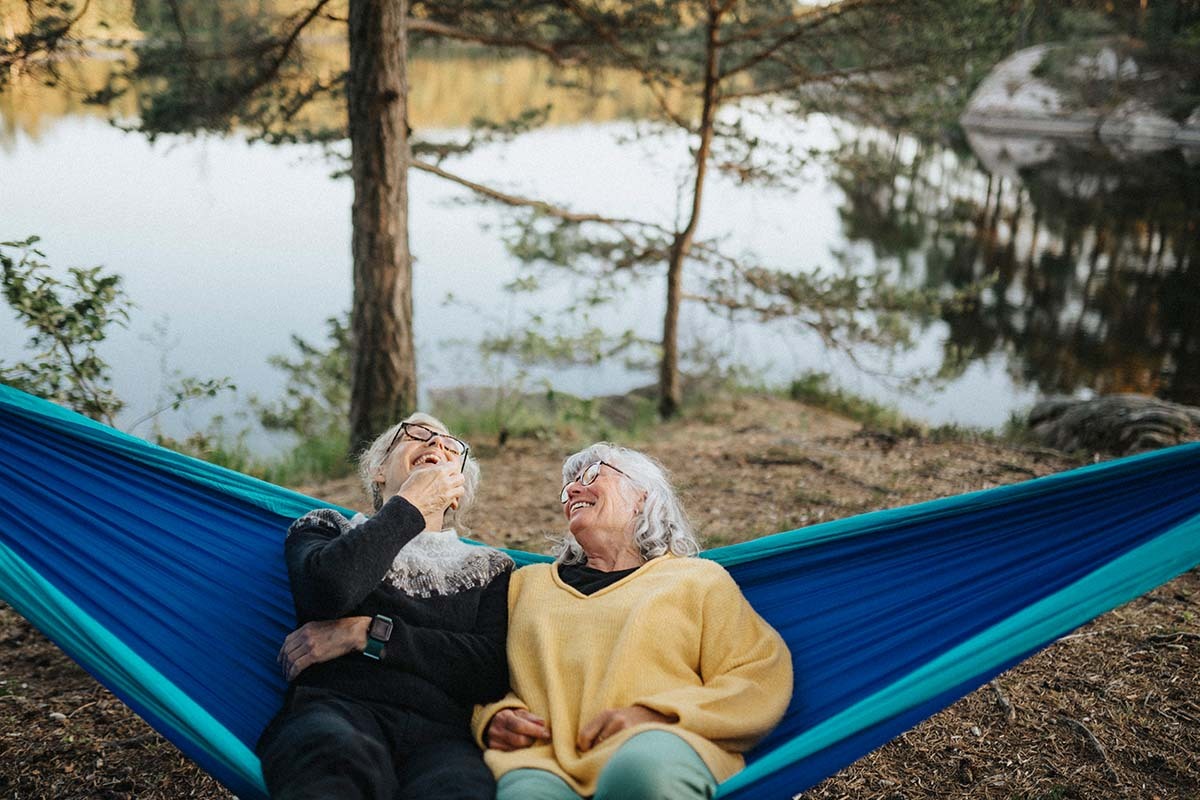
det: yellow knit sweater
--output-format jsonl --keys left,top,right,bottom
{"left": 472, "top": 555, "right": 793, "bottom": 795}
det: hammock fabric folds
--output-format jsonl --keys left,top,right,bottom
{"left": 1, "top": 382, "right": 1198, "bottom": 799}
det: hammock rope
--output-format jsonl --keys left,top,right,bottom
{"left": 1, "top": 382, "right": 1198, "bottom": 799}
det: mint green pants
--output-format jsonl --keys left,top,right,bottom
{"left": 495, "top": 730, "right": 718, "bottom": 800}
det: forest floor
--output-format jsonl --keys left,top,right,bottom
{"left": 2, "top": 391, "right": 1197, "bottom": 799}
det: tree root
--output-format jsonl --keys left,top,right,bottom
{"left": 989, "top": 679, "right": 1015, "bottom": 722}
{"left": 1057, "top": 716, "right": 1121, "bottom": 783}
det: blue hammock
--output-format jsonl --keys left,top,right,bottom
{"left": 1, "top": 382, "right": 1198, "bottom": 800}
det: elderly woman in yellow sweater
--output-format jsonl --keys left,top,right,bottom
{"left": 477, "top": 442, "right": 792, "bottom": 800}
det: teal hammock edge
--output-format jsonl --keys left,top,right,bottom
{"left": 0, "top": 383, "right": 546, "bottom": 569}
{"left": 6, "top": 381, "right": 1196, "bottom": 568}
{"left": 718, "top": 507, "right": 1200, "bottom": 796}
{"left": 708, "top": 441, "right": 1200, "bottom": 568}
{"left": 5, "top": 383, "right": 1200, "bottom": 797}
{"left": 0, "top": 537, "right": 268, "bottom": 797}
{"left": 0, "top": 383, "right": 347, "bottom": 521}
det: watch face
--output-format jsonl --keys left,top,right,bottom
{"left": 368, "top": 616, "right": 393, "bottom": 642}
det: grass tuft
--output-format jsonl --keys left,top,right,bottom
{"left": 787, "top": 372, "right": 918, "bottom": 433}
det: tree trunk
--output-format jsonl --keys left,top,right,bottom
{"left": 347, "top": 0, "right": 417, "bottom": 451}
{"left": 659, "top": 3, "right": 722, "bottom": 419}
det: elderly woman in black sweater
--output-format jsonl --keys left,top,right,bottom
{"left": 256, "top": 413, "right": 513, "bottom": 800}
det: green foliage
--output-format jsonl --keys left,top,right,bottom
{"left": 248, "top": 313, "right": 353, "bottom": 480}
{"left": 925, "top": 422, "right": 1003, "bottom": 444}
{"left": 154, "top": 418, "right": 257, "bottom": 474}
{"left": 259, "top": 428, "right": 355, "bottom": 485}
{"left": 253, "top": 314, "right": 351, "bottom": 441}
{"left": 479, "top": 314, "right": 644, "bottom": 369}
{"left": 479, "top": 0, "right": 1027, "bottom": 419}
{"left": 432, "top": 385, "right": 659, "bottom": 450}
{"left": 1, "top": 236, "right": 235, "bottom": 434}
{"left": 1, "top": 236, "right": 130, "bottom": 424}
{"left": 1023, "top": 4, "right": 1200, "bottom": 120}
{"left": 787, "top": 372, "right": 916, "bottom": 433}
{"left": 126, "top": 375, "right": 237, "bottom": 434}
{"left": 432, "top": 388, "right": 571, "bottom": 444}
{"left": 787, "top": 374, "right": 1037, "bottom": 443}
{"left": 129, "top": 317, "right": 239, "bottom": 431}
{"left": 1054, "top": 9, "right": 1119, "bottom": 39}
{"left": 156, "top": 416, "right": 353, "bottom": 486}
{"left": 999, "top": 411, "right": 1039, "bottom": 447}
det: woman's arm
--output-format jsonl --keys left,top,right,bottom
{"left": 286, "top": 463, "right": 466, "bottom": 618}
{"left": 277, "top": 615, "right": 371, "bottom": 681}
{"left": 285, "top": 497, "right": 425, "bottom": 619}
{"left": 600, "top": 565, "right": 793, "bottom": 753}
{"left": 279, "top": 565, "right": 513, "bottom": 705}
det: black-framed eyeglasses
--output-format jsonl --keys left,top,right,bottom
{"left": 559, "top": 460, "right": 628, "bottom": 504}
{"left": 386, "top": 422, "right": 469, "bottom": 471}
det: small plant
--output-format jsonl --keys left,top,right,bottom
{"left": 244, "top": 314, "right": 354, "bottom": 482}
{"left": 252, "top": 314, "right": 351, "bottom": 442}
{"left": 787, "top": 372, "right": 917, "bottom": 433}
{"left": 1001, "top": 410, "right": 1039, "bottom": 446}
{"left": 155, "top": 421, "right": 257, "bottom": 476}
{"left": 1, "top": 236, "right": 131, "bottom": 424}
{"left": 1, "top": 236, "right": 235, "bottom": 435}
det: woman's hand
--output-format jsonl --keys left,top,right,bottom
{"left": 397, "top": 463, "right": 466, "bottom": 528}
{"left": 577, "top": 706, "right": 677, "bottom": 752}
{"left": 278, "top": 617, "right": 371, "bottom": 682}
{"left": 486, "top": 708, "right": 551, "bottom": 752}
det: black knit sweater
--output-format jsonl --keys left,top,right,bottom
{"left": 285, "top": 496, "right": 511, "bottom": 727}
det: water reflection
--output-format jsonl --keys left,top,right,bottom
{"left": 4, "top": 14, "right": 1199, "bottom": 437}
{"left": 831, "top": 128, "right": 1200, "bottom": 409}
{"left": 0, "top": 5, "right": 692, "bottom": 147}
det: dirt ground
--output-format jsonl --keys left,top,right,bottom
{"left": 2, "top": 393, "right": 1197, "bottom": 799}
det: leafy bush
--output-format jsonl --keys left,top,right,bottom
{"left": 1, "top": 236, "right": 130, "bottom": 423}
{"left": 1, "top": 236, "right": 234, "bottom": 431}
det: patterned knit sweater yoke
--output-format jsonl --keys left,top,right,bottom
{"left": 285, "top": 496, "right": 514, "bottom": 727}
{"left": 475, "top": 555, "right": 793, "bottom": 795}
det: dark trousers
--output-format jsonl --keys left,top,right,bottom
{"left": 257, "top": 687, "right": 495, "bottom": 800}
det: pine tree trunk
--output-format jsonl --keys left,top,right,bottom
{"left": 659, "top": 5, "right": 722, "bottom": 419}
{"left": 347, "top": 0, "right": 416, "bottom": 451}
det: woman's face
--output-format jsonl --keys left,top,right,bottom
{"left": 561, "top": 461, "right": 642, "bottom": 541}
{"left": 376, "top": 422, "right": 466, "bottom": 500}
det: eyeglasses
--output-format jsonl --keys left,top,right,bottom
{"left": 559, "top": 460, "right": 628, "bottom": 504}
{"left": 386, "top": 422, "right": 469, "bottom": 471}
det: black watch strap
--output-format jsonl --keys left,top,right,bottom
{"left": 363, "top": 614, "right": 393, "bottom": 661}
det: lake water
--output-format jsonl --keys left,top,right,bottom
{"left": 2, "top": 54, "right": 1198, "bottom": 452}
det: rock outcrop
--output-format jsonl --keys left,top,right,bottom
{"left": 960, "top": 45, "right": 1099, "bottom": 136}
{"left": 961, "top": 42, "right": 1200, "bottom": 150}
{"left": 1029, "top": 394, "right": 1200, "bottom": 456}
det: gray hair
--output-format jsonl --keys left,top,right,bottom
{"left": 357, "top": 411, "right": 480, "bottom": 531}
{"left": 554, "top": 442, "right": 699, "bottom": 565}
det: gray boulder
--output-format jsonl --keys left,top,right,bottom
{"left": 1029, "top": 394, "right": 1200, "bottom": 456}
{"left": 1098, "top": 99, "right": 1181, "bottom": 149}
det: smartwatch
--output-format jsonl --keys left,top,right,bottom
{"left": 363, "top": 614, "right": 393, "bottom": 661}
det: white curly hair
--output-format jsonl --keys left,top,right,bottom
{"left": 357, "top": 412, "right": 480, "bottom": 531}
{"left": 554, "top": 442, "right": 699, "bottom": 565}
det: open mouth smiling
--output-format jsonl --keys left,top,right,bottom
{"left": 412, "top": 452, "right": 445, "bottom": 468}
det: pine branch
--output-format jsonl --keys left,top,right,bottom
{"left": 410, "top": 158, "right": 671, "bottom": 232}
{"left": 558, "top": 0, "right": 693, "bottom": 131}
{"left": 406, "top": 18, "right": 571, "bottom": 64}
{"left": 718, "top": 0, "right": 869, "bottom": 80}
